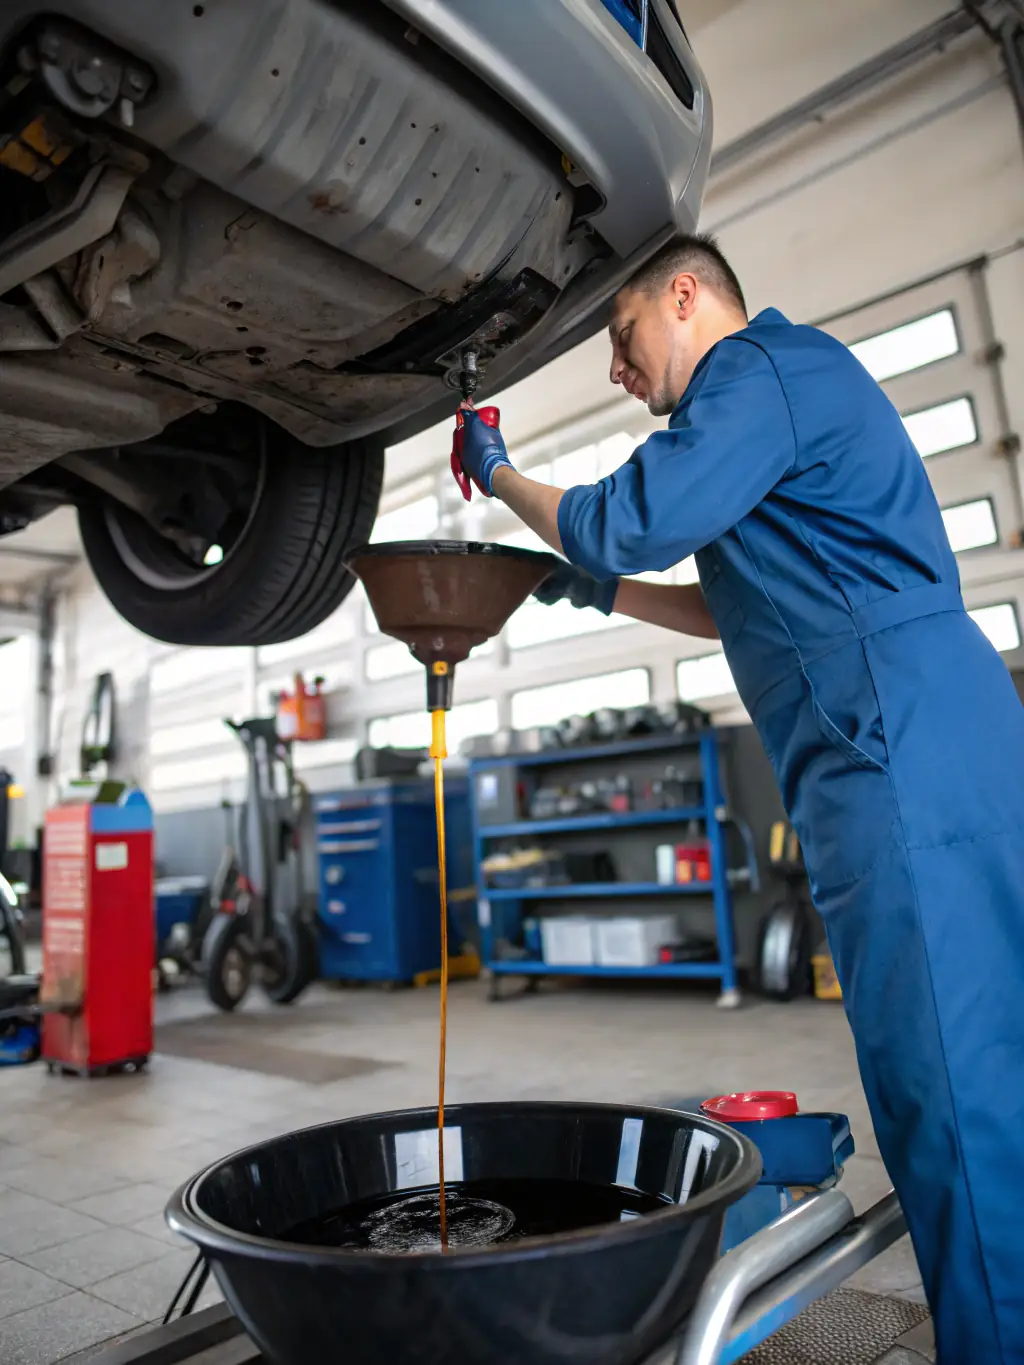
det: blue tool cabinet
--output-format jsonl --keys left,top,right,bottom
{"left": 469, "top": 731, "right": 745, "bottom": 1003}
{"left": 315, "top": 778, "right": 472, "bottom": 983}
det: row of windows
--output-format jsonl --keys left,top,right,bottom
{"left": 147, "top": 594, "right": 1022, "bottom": 796}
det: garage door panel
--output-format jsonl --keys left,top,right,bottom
{"left": 821, "top": 266, "right": 1021, "bottom": 550}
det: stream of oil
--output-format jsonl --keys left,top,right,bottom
{"left": 431, "top": 713, "right": 450, "bottom": 1248}
{"left": 278, "top": 704, "right": 673, "bottom": 1255}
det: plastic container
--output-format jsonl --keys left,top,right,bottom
{"left": 595, "top": 915, "right": 680, "bottom": 968}
{"left": 540, "top": 917, "right": 597, "bottom": 966}
{"left": 675, "top": 821, "right": 712, "bottom": 884}
{"left": 812, "top": 952, "right": 842, "bottom": 1000}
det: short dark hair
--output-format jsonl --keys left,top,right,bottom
{"left": 626, "top": 232, "right": 747, "bottom": 314}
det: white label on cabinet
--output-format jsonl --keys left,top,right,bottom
{"left": 95, "top": 842, "right": 128, "bottom": 871}
{"left": 477, "top": 897, "right": 491, "bottom": 928}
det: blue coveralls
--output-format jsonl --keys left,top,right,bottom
{"left": 558, "top": 308, "right": 1024, "bottom": 1364}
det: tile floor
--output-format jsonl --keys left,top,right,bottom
{"left": 0, "top": 979, "right": 922, "bottom": 1364}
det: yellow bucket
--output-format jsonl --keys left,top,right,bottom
{"left": 812, "top": 952, "right": 843, "bottom": 1001}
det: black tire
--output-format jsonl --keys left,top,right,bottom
{"left": 202, "top": 914, "right": 252, "bottom": 1012}
{"left": 77, "top": 423, "right": 383, "bottom": 647}
{"left": 757, "top": 901, "right": 812, "bottom": 1001}
{"left": 261, "top": 917, "right": 319, "bottom": 1006}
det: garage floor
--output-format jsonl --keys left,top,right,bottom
{"left": 0, "top": 981, "right": 926, "bottom": 1364}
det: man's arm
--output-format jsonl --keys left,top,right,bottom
{"left": 491, "top": 469, "right": 718, "bottom": 639}
{"left": 491, "top": 466, "right": 565, "bottom": 554}
{"left": 611, "top": 578, "right": 719, "bottom": 639}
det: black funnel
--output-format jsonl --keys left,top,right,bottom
{"left": 167, "top": 1101, "right": 761, "bottom": 1365}
{"left": 348, "top": 541, "right": 557, "bottom": 669}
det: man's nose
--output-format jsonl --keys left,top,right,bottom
{"left": 609, "top": 352, "right": 625, "bottom": 386}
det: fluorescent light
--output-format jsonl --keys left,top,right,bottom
{"left": 969, "top": 602, "right": 1020, "bottom": 652}
{"left": 902, "top": 397, "right": 977, "bottom": 458}
{"left": 850, "top": 309, "right": 959, "bottom": 383}
{"left": 941, "top": 498, "right": 997, "bottom": 552}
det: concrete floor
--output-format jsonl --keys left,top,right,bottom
{"left": 0, "top": 979, "right": 924, "bottom": 1364}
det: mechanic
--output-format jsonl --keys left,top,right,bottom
{"left": 455, "top": 234, "right": 1024, "bottom": 1364}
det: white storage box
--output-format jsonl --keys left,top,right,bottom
{"left": 540, "top": 916, "right": 597, "bottom": 967}
{"left": 595, "top": 915, "right": 680, "bottom": 968}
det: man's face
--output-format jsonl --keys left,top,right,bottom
{"left": 608, "top": 278, "right": 701, "bottom": 417}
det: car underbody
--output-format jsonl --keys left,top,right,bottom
{"left": 0, "top": 0, "right": 708, "bottom": 643}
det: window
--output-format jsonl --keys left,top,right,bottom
{"left": 368, "top": 699, "right": 499, "bottom": 752}
{"left": 902, "top": 397, "right": 977, "bottom": 458}
{"left": 293, "top": 737, "right": 360, "bottom": 771}
{"left": 849, "top": 308, "right": 959, "bottom": 383}
{"left": 969, "top": 602, "right": 1020, "bottom": 653}
{"left": 632, "top": 556, "right": 699, "bottom": 587}
{"left": 150, "top": 717, "right": 232, "bottom": 758}
{"left": 150, "top": 647, "right": 250, "bottom": 695}
{"left": 0, "top": 714, "right": 24, "bottom": 752}
{"left": 371, "top": 495, "right": 438, "bottom": 543}
{"left": 511, "top": 668, "right": 649, "bottom": 730}
{"left": 149, "top": 749, "right": 248, "bottom": 792}
{"left": 506, "top": 598, "right": 624, "bottom": 649}
{"left": 941, "top": 498, "right": 997, "bottom": 552}
{"left": 257, "top": 611, "right": 356, "bottom": 666}
{"left": 676, "top": 652, "right": 736, "bottom": 702}
{"left": 365, "top": 641, "right": 421, "bottom": 681}
{"left": 0, "top": 637, "right": 29, "bottom": 752}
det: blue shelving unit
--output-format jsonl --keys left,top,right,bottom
{"left": 468, "top": 729, "right": 743, "bottom": 1005}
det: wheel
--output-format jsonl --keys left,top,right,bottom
{"left": 202, "top": 913, "right": 253, "bottom": 1011}
{"left": 757, "top": 901, "right": 812, "bottom": 1001}
{"left": 76, "top": 407, "right": 383, "bottom": 646}
{"left": 261, "top": 917, "right": 318, "bottom": 1006}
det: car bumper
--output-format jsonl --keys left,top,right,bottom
{"left": 383, "top": 0, "right": 713, "bottom": 258}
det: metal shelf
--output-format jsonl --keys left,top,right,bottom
{"left": 484, "top": 881, "right": 711, "bottom": 900}
{"left": 471, "top": 728, "right": 741, "bottom": 1002}
{"left": 489, "top": 960, "right": 723, "bottom": 980}
{"left": 478, "top": 807, "right": 704, "bottom": 838}
{"left": 468, "top": 733, "right": 703, "bottom": 770}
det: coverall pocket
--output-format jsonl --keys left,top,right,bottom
{"left": 812, "top": 699, "right": 888, "bottom": 772}
{"left": 754, "top": 677, "right": 898, "bottom": 892}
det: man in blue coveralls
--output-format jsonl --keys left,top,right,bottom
{"left": 455, "top": 234, "right": 1024, "bottom": 1363}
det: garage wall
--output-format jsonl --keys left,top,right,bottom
{"left": 41, "top": 0, "right": 1024, "bottom": 842}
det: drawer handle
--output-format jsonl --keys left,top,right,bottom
{"left": 319, "top": 819, "right": 382, "bottom": 835}
{"left": 325, "top": 866, "right": 345, "bottom": 886}
{"left": 318, "top": 839, "right": 381, "bottom": 854}
{"left": 326, "top": 900, "right": 346, "bottom": 915}
{"left": 341, "top": 932, "right": 371, "bottom": 945}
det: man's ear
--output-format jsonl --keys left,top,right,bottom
{"left": 672, "top": 271, "right": 699, "bottom": 322}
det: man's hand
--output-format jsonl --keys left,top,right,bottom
{"left": 534, "top": 560, "right": 619, "bottom": 615}
{"left": 457, "top": 407, "right": 514, "bottom": 496}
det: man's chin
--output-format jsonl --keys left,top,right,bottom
{"left": 647, "top": 394, "right": 676, "bottom": 418}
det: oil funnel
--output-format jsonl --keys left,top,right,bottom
{"left": 347, "top": 541, "right": 556, "bottom": 710}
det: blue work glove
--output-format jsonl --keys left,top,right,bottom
{"left": 534, "top": 560, "right": 619, "bottom": 615}
{"left": 458, "top": 407, "right": 514, "bottom": 496}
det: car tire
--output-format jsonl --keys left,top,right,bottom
{"left": 76, "top": 427, "right": 383, "bottom": 647}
